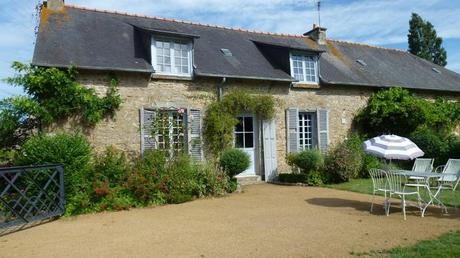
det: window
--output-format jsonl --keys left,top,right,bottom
{"left": 234, "top": 116, "right": 254, "bottom": 148}
{"left": 152, "top": 37, "right": 193, "bottom": 76}
{"left": 290, "top": 53, "right": 318, "bottom": 84}
{"left": 153, "top": 109, "right": 186, "bottom": 154}
{"left": 141, "top": 107, "right": 203, "bottom": 160}
{"left": 298, "top": 112, "right": 317, "bottom": 150}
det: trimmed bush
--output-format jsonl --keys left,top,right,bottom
{"left": 279, "top": 173, "right": 308, "bottom": 183}
{"left": 219, "top": 148, "right": 250, "bottom": 177}
{"left": 286, "top": 149, "right": 323, "bottom": 173}
{"left": 278, "top": 172, "right": 323, "bottom": 186}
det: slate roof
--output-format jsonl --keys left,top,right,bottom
{"left": 33, "top": 5, "right": 460, "bottom": 92}
{"left": 320, "top": 40, "right": 460, "bottom": 92}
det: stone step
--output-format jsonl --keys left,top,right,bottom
{"left": 235, "top": 175, "right": 262, "bottom": 185}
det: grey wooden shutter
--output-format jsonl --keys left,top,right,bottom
{"left": 286, "top": 108, "right": 299, "bottom": 153}
{"left": 140, "top": 107, "right": 156, "bottom": 154}
{"left": 187, "top": 108, "right": 203, "bottom": 161}
{"left": 317, "top": 108, "right": 329, "bottom": 152}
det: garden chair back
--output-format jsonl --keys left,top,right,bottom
{"left": 412, "top": 158, "right": 434, "bottom": 173}
{"left": 368, "top": 168, "right": 391, "bottom": 213}
{"left": 439, "top": 159, "right": 460, "bottom": 191}
{"left": 369, "top": 168, "right": 388, "bottom": 191}
{"left": 386, "top": 170, "right": 422, "bottom": 220}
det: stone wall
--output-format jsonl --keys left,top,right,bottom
{"left": 66, "top": 71, "right": 458, "bottom": 174}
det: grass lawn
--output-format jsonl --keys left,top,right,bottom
{"left": 326, "top": 179, "right": 460, "bottom": 257}
{"left": 324, "top": 178, "right": 460, "bottom": 207}
{"left": 354, "top": 230, "right": 460, "bottom": 257}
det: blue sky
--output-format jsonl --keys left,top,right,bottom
{"left": 1, "top": 0, "right": 460, "bottom": 99}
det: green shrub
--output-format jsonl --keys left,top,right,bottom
{"left": 91, "top": 146, "right": 130, "bottom": 187}
{"left": 195, "top": 163, "right": 231, "bottom": 196}
{"left": 15, "top": 132, "right": 92, "bottom": 199}
{"left": 278, "top": 172, "right": 323, "bottom": 186}
{"left": 305, "top": 171, "right": 324, "bottom": 185}
{"left": 355, "top": 88, "right": 429, "bottom": 136}
{"left": 219, "top": 148, "right": 250, "bottom": 177}
{"left": 278, "top": 173, "right": 308, "bottom": 183}
{"left": 226, "top": 178, "right": 239, "bottom": 193}
{"left": 324, "top": 140, "right": 363, "bottom": 183}
{"left": 286, "top": 149, "right": 323, "bottom": 173}
{"left": 126, "top": 150, "right": 166, "bottom": 204}
{"left": 0, "top": 149, "right": 16, "bottom": 167}
{"left": 360, "top": 154, "right": 384, "bottom": 178}
{"left": 410, "top": 127, "right": 450, "bottom": 166}
{"left": 162, "top": 154, "right": 198, "bottom": 202}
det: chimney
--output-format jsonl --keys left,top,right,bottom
{"left": 45, "top": 0, "right": 65, "bottom": 11}
{"left": 304, "top": 24, "right": 327, "bottom": 45}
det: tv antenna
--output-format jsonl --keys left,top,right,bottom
{"left": 316, "top": 0, "right": 322, "bottom": 27}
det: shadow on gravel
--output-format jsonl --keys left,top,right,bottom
{"left": 305, "top": 197, "right": 460, "bottom": 219}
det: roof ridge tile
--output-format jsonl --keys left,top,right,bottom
{"left": 326, "top": 39, "right": 407, "bottom": 53}
{"left": 65, "top": 4, "right": 305, "bottom": 38}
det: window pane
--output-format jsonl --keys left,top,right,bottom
{"left": 235, "top": 133, "right": 244, "bottom": 148}
{"left": 244, "top": 117, "right": 253, "bottom": 131}
{"left": 245, "top": 133, "right": 254, "bottom": 148}
{"left": 235, "top": 117, "right": 244, "bottom": 132}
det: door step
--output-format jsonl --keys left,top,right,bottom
{"left": 235, "top": 175, "right": 262, "bottom": 185}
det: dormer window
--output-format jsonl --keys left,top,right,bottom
{"left": 290, "top": 53, "right": 318, "bottom": 84}
{"left": 152, "top": 36, "right": 193, "bottom": 77}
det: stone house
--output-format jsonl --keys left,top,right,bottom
{"left": 33, "top": 0, "right": 460, "bottom": 182}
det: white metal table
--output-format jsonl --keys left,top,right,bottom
{"left": 395, "top": 170, "right": 456, "bottom": 216}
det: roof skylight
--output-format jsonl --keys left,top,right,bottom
{"left": 432, "top": 67, "right": 441, "bottom": 74}
{"left": 221, "top": 48, "right": 233, "bottom": 56}
{"left": 356, "top": 59, "right": 367, "bottom": 66}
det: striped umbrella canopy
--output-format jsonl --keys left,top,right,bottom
{"left": 362, "top": 135, "right": 424, "bottom": 160}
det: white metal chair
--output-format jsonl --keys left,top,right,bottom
{"left": 369, "top": 169, "right": 391, "bottom": 213}
{"left": 406, "top": 158, "right": 434, "bottom": 191}
{"left": 432, "top": 159, "right": 460, "bottom": 209}
{"left": 386, "top": 170, "right": 423, "bottom": 220}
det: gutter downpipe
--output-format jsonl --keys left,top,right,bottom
{"left": 217, "top": 77, "right": 226, "bottom": 101}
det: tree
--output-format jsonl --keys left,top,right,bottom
{"left": 408, "top": 13, "right": 447, "bottom": 67}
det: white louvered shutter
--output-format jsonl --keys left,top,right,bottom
{"left": 286, "top": 108, "right": 299, "bottom": 153}
{"left": 187, "top": 108, "right": 203, "bottom": 161}
{"left": 140, "top": 107, "right": 156, "bottom": 154}
{"left": 317, "top": 108, "right": 329, "bottom": 152}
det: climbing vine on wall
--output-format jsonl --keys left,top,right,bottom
{"left": 1, "top": 62, "right": 122, "bottom": 148}
{"left": 203, "top": 90, "right": 275, "bottom": 158}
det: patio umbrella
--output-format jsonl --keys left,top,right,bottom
{"left": 362, "top": 134, "right": 424, "bottom": 160}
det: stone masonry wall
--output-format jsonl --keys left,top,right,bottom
{"left": 63, "top": 71, "right": 459, "bottom": 174}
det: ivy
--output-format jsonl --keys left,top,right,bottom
{"left": 203, "top": 90, "right": 275, "bottom": 158}
{"left": 0, "top": 62, "right": 122, "bottom": 148}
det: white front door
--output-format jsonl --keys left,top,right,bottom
{"left": 263, "top": 119, "right": 278, "bottom": 181}
{"left": 235, "top": 115, "right": 256, "bottom": 176}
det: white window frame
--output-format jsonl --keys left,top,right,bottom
{"left": 151, "top": 36, "right": 193, "bottom": 77}
{"left": 298, "top": 111, "right": 318, "bottom": 150}
{"left": 289, "top": 52, "right": 319, "bottom": 84}
{"left": 153, "top": 109, "right": 187, "bottom": 155}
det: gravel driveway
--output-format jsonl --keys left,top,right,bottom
{"left": 1, "top": 184, "right": 459, "bottom": 257}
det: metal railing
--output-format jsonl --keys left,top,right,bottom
{"left": 0, "top": 164, "right": 65, "bottom": 236}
